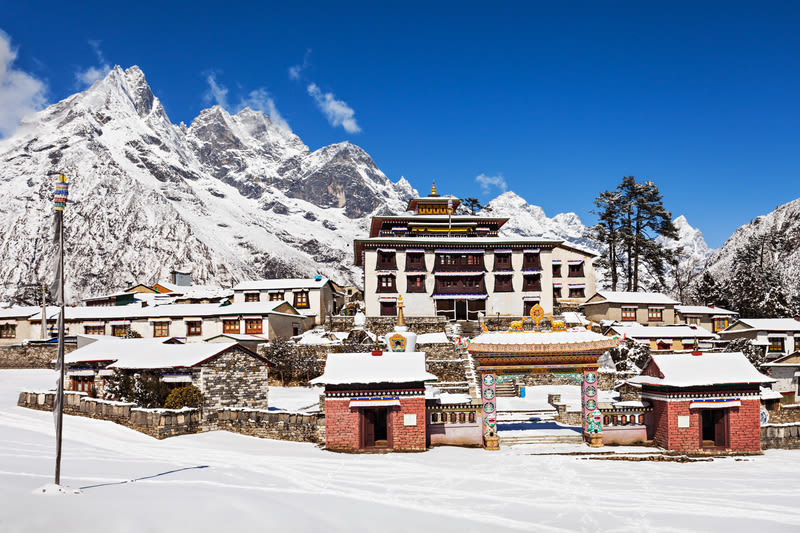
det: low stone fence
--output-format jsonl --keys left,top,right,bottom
{"left": 764, "top": 404, "right": 800, "bottom": 424}
{"left": 327, "top": 316, "right": 448, "bottom": 335}
{"left": 206, "top": 408, "right": 325, "bottom": 444}
{"left": 17, "top": 391, "right": 202, "bottom": 439}
{"left": 0, "top": 344, "right": 76, "bottom": 369}
{"left": 761, "top": 423, "right": 800, "bottom": 449}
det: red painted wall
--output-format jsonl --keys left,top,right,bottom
{"left": 324, "top": 395, "right": 427, "bottom": 452}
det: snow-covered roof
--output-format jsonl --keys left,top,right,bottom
{"left": 675, "top": 305, "right": 737, "bottom": 316}
{"left": 627, "top": 352, "right": 774, "bottom": 388}
{"left": 728, "top": 318, "right": 800, "bottom": 332}
{"left": 561, "top": 312, "right": 589, "bottom": 326}
{"left": 470, "top": 330, "right": 612, "bottom": 346}
{"left": 417, "top": 332, "right": 451, "bottom": 344}
{"left": 585, "top": 291, "right": 679, "bottom": 305}
{"left": 204, "top": 333, "right": 269, "bottom": 342}
{"left": 606, "top": 323, "right": 717, "bottom": 339}
{"left": 310, "top": 352, "right": 437, "bottom": 385}
{"left": 66, "top": 339, "right": 262, "bottom": 369}
{"left": 233, "top": 277, "right": 331, "bottom": 291}
{"left": 30, "top": 301, "right": 298, "bottom": 321}
{"left": 760, "top": 386, "right": 783, "bottom": 400}
{"left": 0, "top": 306, "right": 43, "bottom": 319}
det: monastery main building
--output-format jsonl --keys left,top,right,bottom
{"left": 354, "top": 185, "right": 596, "bottom": 319}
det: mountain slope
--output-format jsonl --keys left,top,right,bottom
{"left": 0, "top": 66, "right": 414, "bottom": 302}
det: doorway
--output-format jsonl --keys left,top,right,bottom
{"left": 362, "top": 408, "right": 390, "bottom": 448}
{"left": 700, "top": 409, "right": 729, "bottom": 448}
{"left": 455, "top": 300, "right": 467, "bottom": 320}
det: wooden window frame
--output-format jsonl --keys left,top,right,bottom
{"left": 568, "top": 287, "right": 585, "bottom": 299}
{"left": 713, "top": 317, "right": 729, "bottom": 332}
{"left": 222, "top": 320, "right": 240, "bottom": 334}
{"left": 244, "top": 292, "right": 260, "bottom": 302}
{"left": 186, "top": 321, "right": 202, "bottom": 336}
{"left": 377, "top": 251, "right": 397, "bottom": 270}
{"left": 245, "top": 319, "right": 263, "bottom": 335}
{"left": 494, "top": 275, "right": 513, "bottom": 292}
{"left": 377, "top": 275, "right": 396, "bottom": 293}
{"left": 552, "top": 263, "right": 562, "bottom": 278}
{"left": 648, "top": 307, "right": 663, "bottom": 322}
{"left": 568, "top": 262, "right": 585, "bottom": 277}
{"left": 493, "top": 253, "right": 512, "bottom": 271}
{"left": 153, "top": 322, "right": 170, "bottom": 338}
{"left": 621, "top": 307, "right": 637, "bottom": 321}
{"left": 405, "top": 252, "right": 426, "bottom": 272}
{"left": 522, "top": 253, "right": 541, "bottom": 270}
{"left": 407, "top": 275, "right": 425, "bottom": 293}
{"left": 84, "top": 325, "right": 105, "bottom": 335}
{"left": 522, "top": 274, "right": 541, "bottom": 292}
{"left": 768, "top": 337, "right": 785, "bottom": 353}
{"left": 380, "top": 301, "right": 397, "bottom": 316}
{"left": 111, "top": 325, "right": 128, "bottom": 337}
{"left": 0, "top": 324, "right": 16, "bottom": 338}
{"left": 294, "top": 291, "right": 310, "bottom": 308}
{"left": 269, "top": 292, "right": 284, "bottom": 301}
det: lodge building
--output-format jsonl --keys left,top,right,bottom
{"left": 354, "top": 185, "right": 596, "bottom": 319}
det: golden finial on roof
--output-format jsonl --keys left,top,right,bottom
{"left": 396, "top": 294, "right": 406, "bottom": 327}
{"left": 430, "top": 180, "right": 439, "bottom": 197}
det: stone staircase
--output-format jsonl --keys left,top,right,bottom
{"left": 497, "top": 409, "right": 584, "bottom": 446}
{"left": 495, "top": 382, "right": 517, "bottom": 397}
{"left": 456, "top": 320, "right": 482, "bottom": 338}
{"left": 499, "top": 433, "right": 584, "bottom": 446}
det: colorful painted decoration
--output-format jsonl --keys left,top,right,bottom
{"left": 586, "top": 398, "right": 597, "bottom": 410}
{"left": 584, "top": 372, "right": 596, "bottom": 384}
{"left": 482, "top": 374, "right": 495, "bottom": 386}
{"left": 53, "top": 173, "right": 68, "bottom": 211}
{"left": 388, "top": 333, "right": 407, "bottom": 352}
{"left": 585, "top": 385, "right": 596, "bottom": 397}
{"left": 483, "top": 388, "right": 495, "bottom": 400}
{"left": 483, "top": 402, "right": 495, "bottom": 414}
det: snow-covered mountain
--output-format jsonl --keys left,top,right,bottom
{"left": 0, "top": 65, "right": 415, "bottom": 302}
{"left": 0, "top": 65, "right": 715, "bottom": 303}
{"left": 705, "top": 197, "right": 800, "bottom": 301}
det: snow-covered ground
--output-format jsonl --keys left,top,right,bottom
{"left": 2, "top": 370, "right": 800, "bottom": 532}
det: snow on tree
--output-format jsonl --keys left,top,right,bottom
{"left": 608, "top": 339, "right": 651, "bottom": 374}
{"left": 723, "top": 338, "right": 766, "bottom": 369}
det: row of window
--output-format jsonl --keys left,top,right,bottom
{"left": 242, "top": 291, "right": 309, "bottom": 308}
{"left": 768, "top": 337, "right": 800, "bottom": 353}
{"left": 375, "top": 274, "right": 585, "bottom": 297}
{"left": 84, "top": 319, "right": 263, "bottom": 338}
{"left": 377, "top": 251, "right": 585, "bottom": 277}
{"left": 621, "top": 307, "right": 664, "bottom": 322}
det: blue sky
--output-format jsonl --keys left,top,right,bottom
{"left": 1, "top": 1, "right": 798, "bottom": 247}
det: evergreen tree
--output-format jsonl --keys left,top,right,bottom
{"left": 692, "top": 271, "right": 727, "bottom": 307}
{"left": 457, "top": 197, "right": 491, "bottom": 215}
{"left": 590, "top": 176, "right": 678, "bottom": 291}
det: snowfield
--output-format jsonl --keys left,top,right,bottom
{"left": 1, "top": 370, "right": 799, "bottom": 532}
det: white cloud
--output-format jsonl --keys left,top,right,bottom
{"left": 75, "top": 40, "right": 110, "bottom": 87}
{"left": 475, "top": 173, "right": 507, "bottom": 195}
{"left": 289, "top": 49, "right": 311, "bottom": 80}
{"left": 307, "top": 83, "right": 361, "bottom": 133}
{"left": 240, "top": 88, "right": 292, "bottom": 133}
{"left": 204, "top": 73, "right": 229, "bottom": 109}
{"left": 0, "top": 31, "right": 47, "bottom": 138}
{"left": 203, "top": 74, "right": 292, "bottom": 133}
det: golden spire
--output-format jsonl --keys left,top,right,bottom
{"left": 397, "top": 295, "right": 406, "bottom": 327}
{"left": 430, "top": 180, "right": 439, "bottom": 197}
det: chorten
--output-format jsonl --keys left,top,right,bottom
{"left": 384, "top": 295, "right": 417, "bottom": 352}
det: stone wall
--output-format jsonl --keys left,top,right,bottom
{"left": 761, "top": 423, "right": 800, "bottom": 449}
{"left": 198, "top": 347, "right": 269, "bottom": 410}
{"left": 0, "top": 344, "right": 76, "bottom": 369}
{"left": 206, "top": 409, "right": 324, "bottom": 444}
{"left": 764, "top": 404, "right": 800, "bottom": 424}
{"left": 17, "top": 391, "right": 202, "bottom": 439}
{"left": 518, "top": 372, "right": 614, "bottom": 390}
{"left": 327, "top": 316, "right": 448, "bottom": 335}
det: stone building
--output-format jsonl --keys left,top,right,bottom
{"left": 581, "top": 291, "right": 679, "bottom": 325}
{"left": 603, "top": 323, "right": 718, "bottom": 352}
{"left": 674, "top": 305, "right": 738, "bottom": 334}
{"left": 353, "top": 185, "right": 596, "bottom": 320}
{"left": 0, "top": 305, "right": 46, "bottom": 346}
{"left": 717, "top": 318, "right": 800, "bottom": 361}
{"left": 232, "top": 277, "right": 345, "bottom": 325}
{"left": 65, "top": 338, "right": 271, "bottom": 410}
{"left": 627, "top": 352, "right": 773, "bottom": 452}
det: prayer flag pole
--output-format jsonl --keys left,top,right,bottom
{"left": 52, "top": 172, "right": 68, "bottom": 485}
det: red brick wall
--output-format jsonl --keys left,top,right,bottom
{"left": 651, "top": 397, "right": 762, "bottom": 452}
{"left": 323, "top": 395, "right": 427, "bottom": 452}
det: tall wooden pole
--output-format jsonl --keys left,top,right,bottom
{"left": 53, "top": 173, "right": 68, "bottom": 485}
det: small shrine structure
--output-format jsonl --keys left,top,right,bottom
{"left": 467, "top": 306, "right": 619, "bottom": 447}
{"left": 627, "top": 352, "right": 774, "bottom": 452}
{"left": 311, "top": 297, "right": 437, "bottom": 452}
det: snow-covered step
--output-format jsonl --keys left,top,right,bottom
{"left": 499, "top": 434, "right": 584, "bottom": 446}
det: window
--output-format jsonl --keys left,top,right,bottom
{"left": 552, "top": 263, "right": 562, "bottom": 278}
{"left": 153, "top": 322, "right": 170, "bottom": 337}
{"left": 223, "top": 319, "right": 240, "bottom": 334}
{"left": 621, "top": 307, "right": 636, "bottom": 321}
{"left": 292, "top": 323, "right": 300, "bottom": 336}
{"left": 685, "top": 316, "right": 701, "bottom": 326}
{"left": 523, "top": 253, "right": 541, "bottom": 270}
{"left": 405, "top": 252, "right": 426, "bottom": 272}
{"left": 244, "top": 292, "right": 260, "bottom": 302}
{"left": 768, "top": 337, "right": 785, "bottom": 353}
{"left": 713, "top": 317, "right": 729, "bottom": 332}
{"left": 294, "top": 291, "right": 310, "bottom": 308}
{"left": 84, "top": 325, "right": 105, "bottom": 335}
{"left": 380, "top": 301, "right": 397, "bottom": 316}
{"left": 493, "top": 253, "right": 512, "bottom": 271}
{"left": 186, "top": 321, "right": 202, "bottom": 336}
{"left": 648, "top": 307, "right": 663, "bottom": 322}
{"left": 71, "top": 376, "right": 94, "bottom": 393}
{"left": 407, "top": 275, "right": 425, "bottom": 293}
{"left": 568, "top": 287, "right": 585, "bottom": 298}
{"left": 111, "top": 325, "right": 128, "bottom": 337}
{"left": 494, "top": 275, "right": 513, "bottom": 292}
{"left": 522, "top": 274, "right": 541, "bottom": 291}
{"left": 377, "top": 275, "right": 396, "bottom": 293}
{"left": 0, "top": 324, "right": 16, "bottom": 338}
{"left": 245, "top": 319, "right": 263, "bottom": 334}
{"left": 568, "top": 262, "right": 585, "bottom": 277}
{"left": 377, "top": 250, "right": 397, "bottom": 270}
{"left": 523, "top": 300, "right": 539, "bottom": 316}
{"left": 553, "top": 286, "right": 562, "bottom": 300}
{"left": 269, "top": 292, "right": 284, "bottom": 301}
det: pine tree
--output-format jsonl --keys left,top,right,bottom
{"left": 590, "top": 190, "right": 623, "bottom": 290}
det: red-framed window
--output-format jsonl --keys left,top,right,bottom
{"left": 377, "top": 275, "right": 396, "bottom": 293}
{"left": 244, "top": 292, "right": 260, "bottom": 302}
{"left": 269, "top": 292, "right": 284, "bottom": 301}
{"left": 71, "top": 375, "right": 94, "bottom": 393}
{"left": 523, "top": 253, "right": 541, "bottom": 270}
{"left": 522, "top": 274, "right": 541, "bottom": 291}
{"left": 380, "top": 301, "right": 397, "bottom": 316}
{"left": 377, "top": 251, "right": 397, "bottom": 270}
{"left": 245, "top": 319, "right": 263, "bottom": 334}
{"left": 553, "top": 286, "right": 562, "bottom": 300}
{"left": 153, "top": 322, "right": 170, "bottom": 337}
{"left": 111, "top": 325, "right": 128, "bottom": 337}
{"left": 186, "top": 321, "right": 202, "bottom": 336}
{"left": 0, "top": 324, "right": 16, "bottom": 338}
{"left": 648, "top": 307, "right": 663, "bottom": 322}
{"left": 552, "top": 263, "right": 562, "bottom": 278}
{"left": 407, "top": 275, "right": 425, "bottom": 293}
{"left": 494, "top": 275, "right": 513, "bottom": 292}
{"left": 568, "top": 287, "right": 585, "bottom": 299}
{"left": 84, "top": 325, "right": 105, "bottom": 335}
{"left": 294, "top": 291, "right": 310, "bottom": 308}
{"left": 621, "top": 307, "right": 636, "bottom": 321}
{"left": 568, "top": 262, "right": 585, "bottom": 277}
{"left": 405, "top": 252, "right": 426, "bottom": 272}
{"left": 523, "top": 300, "right": 539, "bottom": 316}
{"left": 223, "top": 320, "right": 240, "bottom": 334}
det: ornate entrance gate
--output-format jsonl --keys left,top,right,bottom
{"left": 468, "top": 313, "right": 618, "bottom": 447}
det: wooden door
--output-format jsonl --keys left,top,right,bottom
{"left": 362, "top": 409, "right": 376, "bottom": 448}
